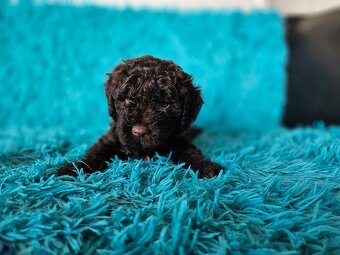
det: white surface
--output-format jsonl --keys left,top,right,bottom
{"left": 269, "top": 0, "right": 340, "bottom": 15}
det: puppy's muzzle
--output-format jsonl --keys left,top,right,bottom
{"left": 132, "top": 125, "right": 147, "bottom": 137}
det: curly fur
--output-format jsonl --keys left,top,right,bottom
{"left": 58, "top": 55, "right": 223, "bottom": 177}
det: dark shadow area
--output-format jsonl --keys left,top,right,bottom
{"left": 284, "top": 9, "right": 340, "bottom": 127}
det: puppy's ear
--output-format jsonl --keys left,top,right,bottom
{"left": 105, "top": 64, "right": 126, "bottom": 119}
{"left": 176, "top": 82, "right": 203, "bottom": 134}
{"left": 104, "top": 74, "right": 117, "bottom": 119}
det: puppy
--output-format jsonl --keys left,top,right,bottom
{"left": 58, "top": 55, "right": 223, "bottom": 178}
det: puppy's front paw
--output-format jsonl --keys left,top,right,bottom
{"left": 196, "top": 161, "right": 224, "bottom": 178}
{"left": 57, "top": 163, "right": 78, "bottom": 177}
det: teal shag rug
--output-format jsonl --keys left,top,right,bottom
{"left": 0, "top": 2, "right": 340, "bottom": 254}
{"left": 0, "top": 1, "right": 286, "bottom": 133}
{"left": 1, "top": 127, "right": 340, "bottom": 254}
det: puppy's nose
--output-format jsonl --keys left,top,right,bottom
{"left": 132, "top": 125, "right": 147, "bottom": 137}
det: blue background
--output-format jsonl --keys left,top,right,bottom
{"left": 0, "top": 2, "right": 286, "bottom": 139}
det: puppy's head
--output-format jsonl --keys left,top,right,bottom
{"left": 105, "top": 55, "right": 203, "bottom": 150}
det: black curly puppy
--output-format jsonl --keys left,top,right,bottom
{"left": 58, "top": 55, "right": 223, "bottom": 178}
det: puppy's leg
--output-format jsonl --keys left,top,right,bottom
{"left": 58, "top": 132, "right": 120, "bottom": 176}
{"left": 171, "top": 140, "right": 223, "bottom": 178}
{"left": 183, "top": 127, "right": 203, "bottom": 142}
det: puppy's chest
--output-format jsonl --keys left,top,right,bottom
{"left": 121, "top": 147, "right": 153, "bottom": 160}
{"left": 123, "top": 147, "right": 168, "bottom": 161}
{"left": 131, "top": 152, "right": 154, "bottom": 161}
{"left": 144, "top": 155, "right": 152, "bottom": 161}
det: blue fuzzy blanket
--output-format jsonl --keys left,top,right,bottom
{"left": 1, "top": 127, "right": 340, "bottom": 254}
{"left": 0, "top": 2, "right": 339, "bottom": 254}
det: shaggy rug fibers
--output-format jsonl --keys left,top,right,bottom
{"left": 0, "top": 126, "right": 340, "bottom": 254}
{"left": 0, "top": 1, "right": 286, "bottom": 132}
